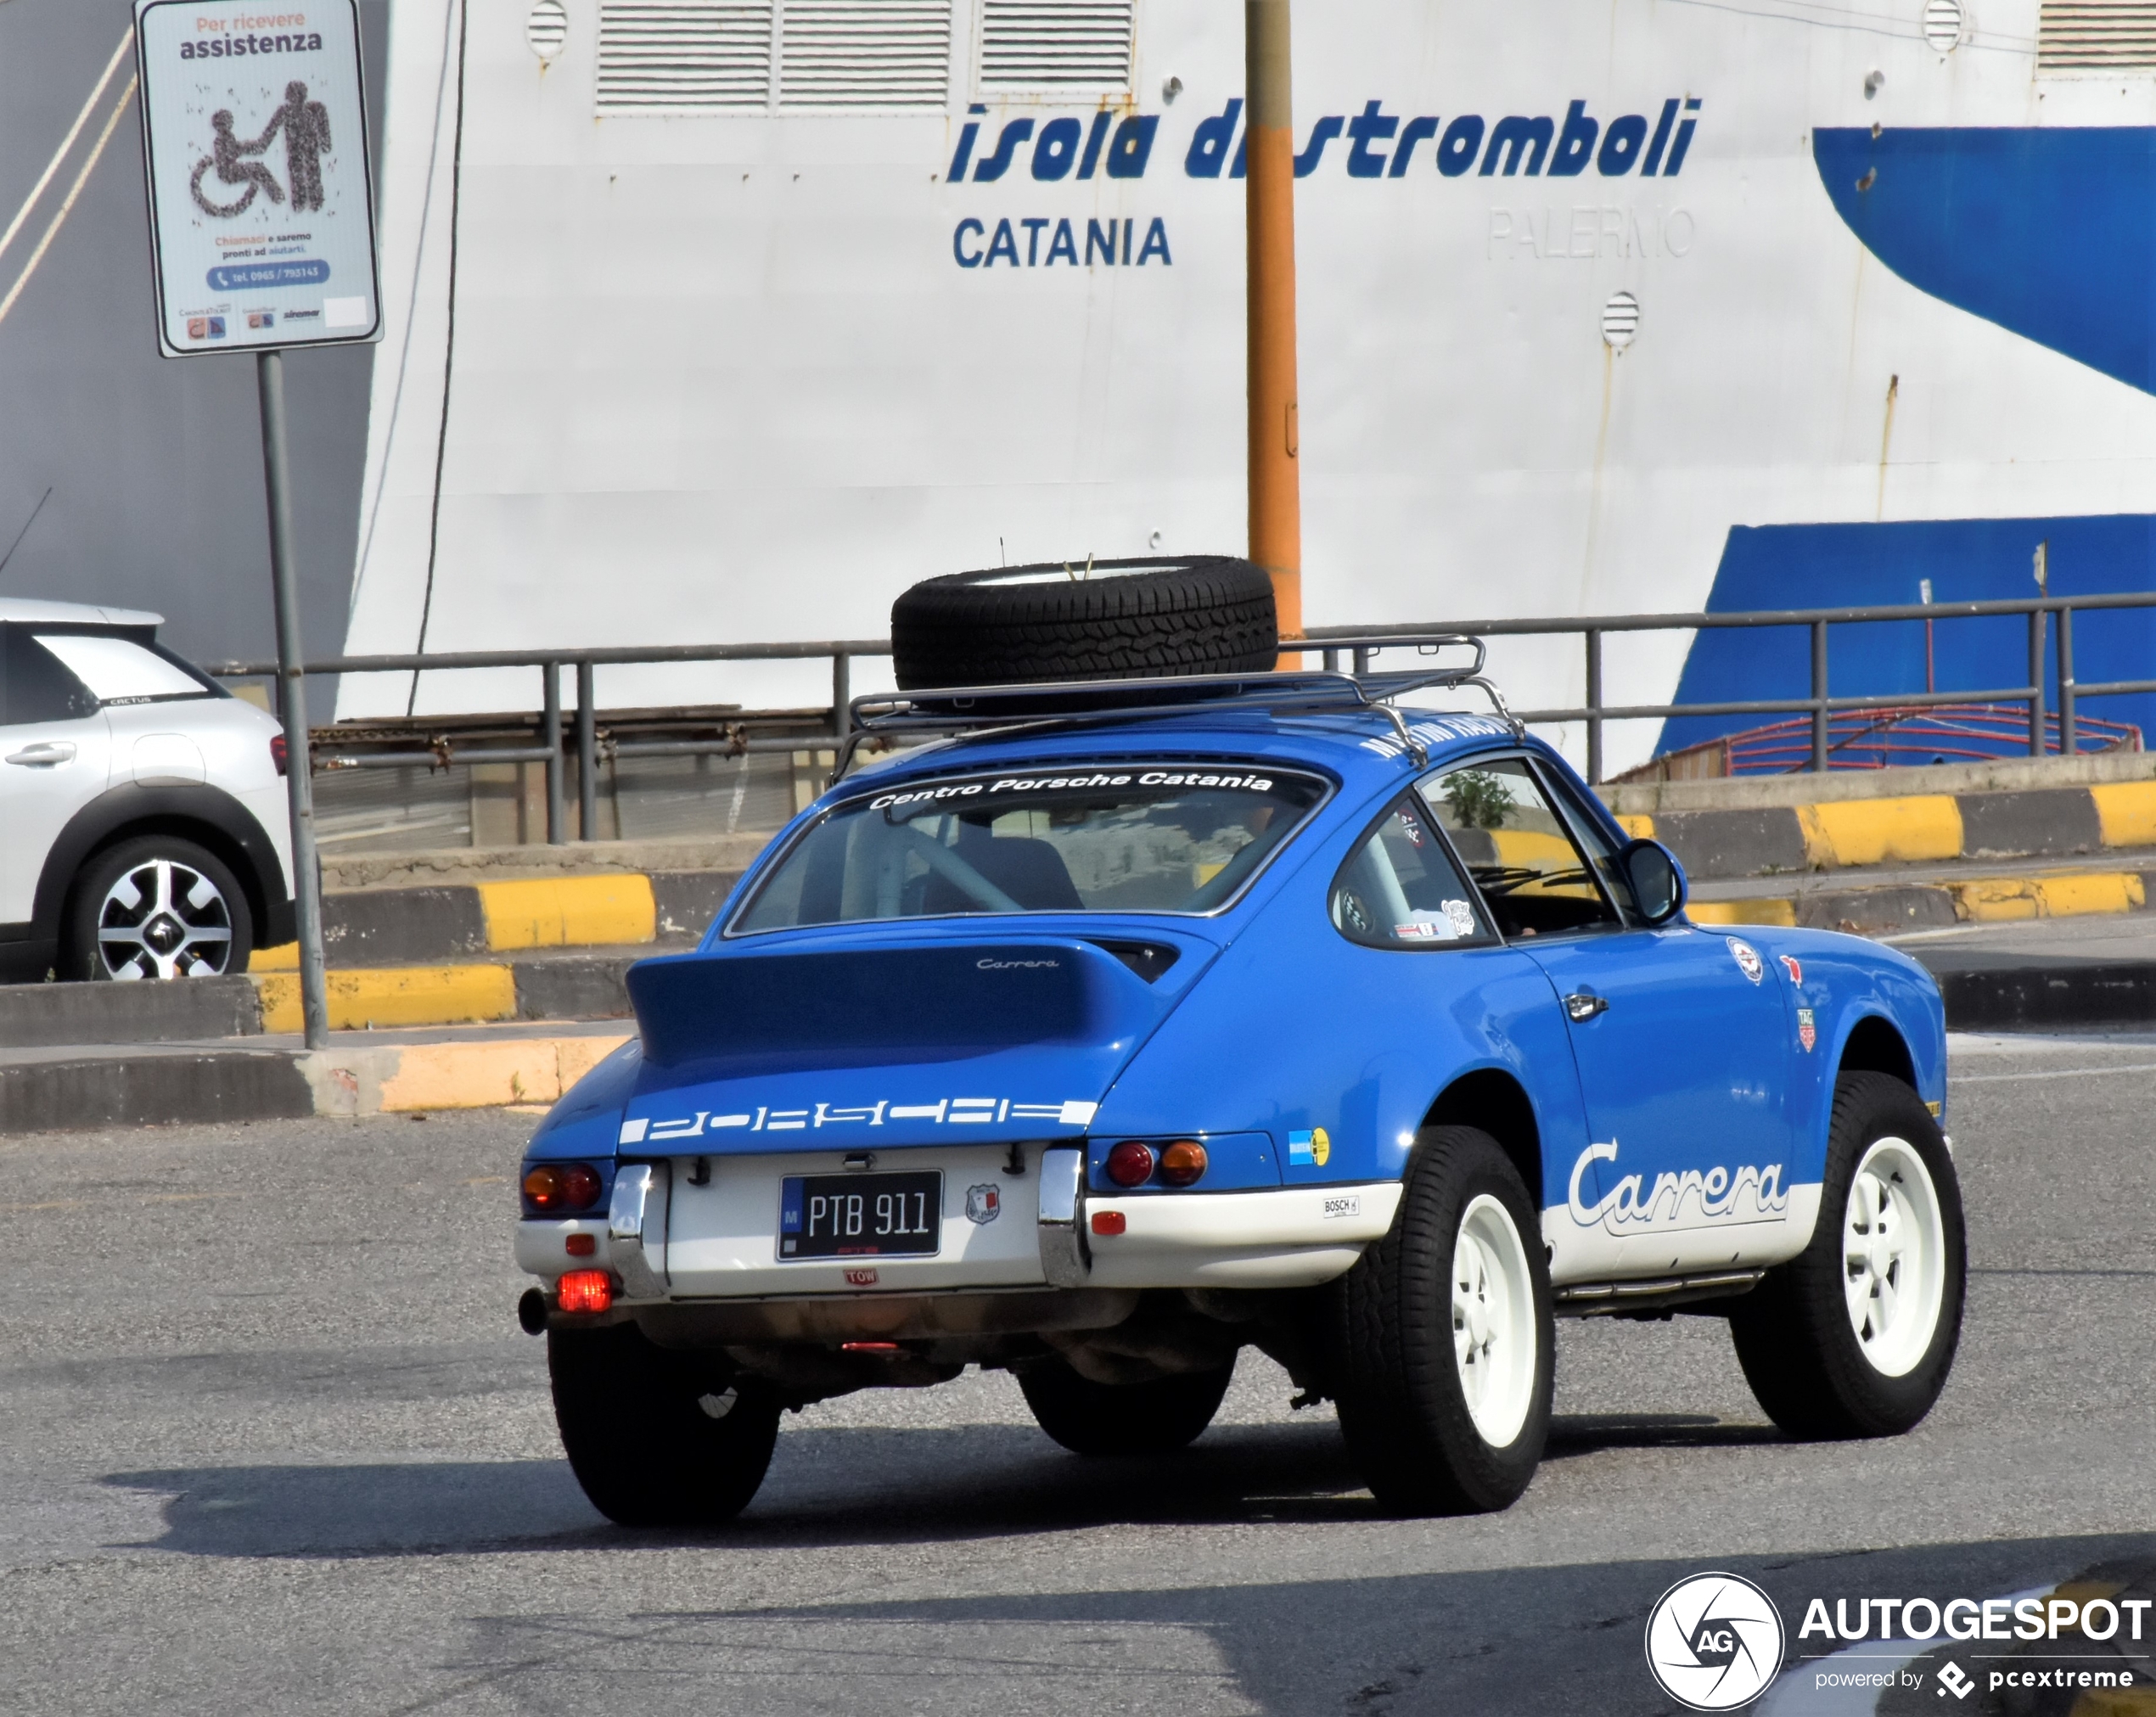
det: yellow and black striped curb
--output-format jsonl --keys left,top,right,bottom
{"left": 250, "top": 955, "right": 637, "bottom": 1033}
{"left": 0, "top": 1033, "right": 634, "bottom": 1133}
{"left": 1691, "top": 866, "right": 2156, "bottom": 933}
{"left": 1606, "top": 781, "right": 2156, "bottom": 881}
{"left": 250, "top": 869, "right": 740, "bottom": 972}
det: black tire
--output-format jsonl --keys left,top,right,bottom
{"left": 890, "top": 555, "right": 1278, "bottom": 690}
{"left": 549, "top": 1323, "right": 780, "bottom": 1526}
{"left": 1019, "top": 1355, "right": 1236, "bottom": 1456}
{"left": 1331, "top": 1126, "right": 1554, "bottom": 1515}
{"left": 1729, "top": 1071, "right": 1966, "bottom": 1439}
{"left": 60, "top": 835, "right": 255, "bottom": 981}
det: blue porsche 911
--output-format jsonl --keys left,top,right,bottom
{"left": 514, "top": 650, "right": 1964, "bottom": 1525}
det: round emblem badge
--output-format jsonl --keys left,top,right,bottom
{"left": 1643, "top": 1572, "right": 1784, "bottom": 1711}
{"left": 1726, "top": 938, "right": 1765, "bottom": 985}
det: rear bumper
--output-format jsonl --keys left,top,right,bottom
{"left": 1060, "top": 1179, "right": 1402, "bottom": 1288}
{"left": 515, "top": 1145, "right": 1402, "bottom": 1311}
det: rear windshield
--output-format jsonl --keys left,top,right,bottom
{"left": 731, "top": 762, "right": 1329, "bottom": 932}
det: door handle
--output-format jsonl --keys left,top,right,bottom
{"left": 4, "top": 741, "right": 76, "bottom": 766}
{"left": 1564, "top": 991, "right": 1609, "bottom": 1022}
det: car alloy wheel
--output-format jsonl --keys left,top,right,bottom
{"left": 1727, "top": 1072, "right": 1967, "bottom": 1439}
{"left": 1841, "top": 1136, "right": 1947, "bottom": 1378}
{"left": 1451, "top": 1193, "right": 1536, "bottom": 1447}
{"left": 1332, "top": 1125, "right": 1554, "bottom": 1513}
{"left": 97, "top": 857, "right": 236, "bottom": 979}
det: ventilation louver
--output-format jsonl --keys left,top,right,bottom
{"left": 979, "top": 0, "right": 1135, "bottom": 93}
{"left": 598, "top": 1, "right": 772, "bottom": 110}
{"left": 2038, "top": 0, "right": 2156, "bottom": 70}
{"left": 778, "top": 1, "right": 951, "bottom": 106}
{"left": 527, "top": 0, "right": 570, "bottom": 62}
{"left": 596, "top": 0, "right": 951, "bottom": 113}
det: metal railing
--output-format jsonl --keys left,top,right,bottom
{"left": 210, "top": 589, "right": 2156, "bottom": 841}
{"left": 210, "top": 640, "right": 884, "bottom": 845}
{"left": 1305, "top": 590, "right": 2156, "bottom": 782}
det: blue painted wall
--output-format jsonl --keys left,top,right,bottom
{"left": 1659, "top": 516, "right": 2156, "bottom": 759}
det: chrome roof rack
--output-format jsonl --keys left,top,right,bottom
{"left": 835, "top": 633, "right": 1520, "bottom": 779}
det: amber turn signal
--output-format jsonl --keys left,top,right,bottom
{"left": 556, "top": 1269, "right": 614, "bottom": 1314}
{"left": 1157, "top": 1140, "right": 1208, "bottom": 1187}
{"left": 1104, "top": 1141, "right": 1155, "bottom": 1187}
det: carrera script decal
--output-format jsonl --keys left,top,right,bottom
{"left": 1567, "top": 1140, "right": 1789, "bottom": 1233}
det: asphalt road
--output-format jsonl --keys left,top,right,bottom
{"left": 2, "top": 1035, "right": 2152, "bottom": 1716}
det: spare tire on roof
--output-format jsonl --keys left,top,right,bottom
{"left": 890, "top": 555, "right": 1279, "bottom": 691}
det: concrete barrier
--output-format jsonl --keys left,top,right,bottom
{"left": 1603, "top": 755, "right": 2156, "bottom": 882}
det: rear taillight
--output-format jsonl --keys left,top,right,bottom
{"left": 270, "top": 733, "right": 288, "bottom": 777}
{"left": 556, "top": 1270, "right": 614, "bottom": 1314}
{"left": 1105, "top": 1142, "right": 1155, "bottom": 1187}
{"left": 523, "top": 1162, "right": 604, "bottom": 1213}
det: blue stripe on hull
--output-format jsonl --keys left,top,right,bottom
{"left": 1815, "top": 126, "right": 2156, "bottom": 395}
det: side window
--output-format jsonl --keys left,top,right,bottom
{"left": 1, "top": 627, "right": 98, "bottom": 727}
{"left": 1329, "top": 795, "right": 1496, "bottom": 949}
{"left": 1537, "top": 764, "right": 1644, "bottom": 923}
{"left": 1422, "top": 756, "right": 1620, "bottom": 940}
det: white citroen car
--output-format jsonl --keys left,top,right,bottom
{"left": 0, "top": 599, "right": 295, "bottom": 984}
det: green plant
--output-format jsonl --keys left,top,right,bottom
{"left": 1441, "top": 769, "right": 1512, "bottom": 830}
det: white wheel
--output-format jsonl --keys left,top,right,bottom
{"left": 1841, "top": 1136, "right": 1947, "bottom": 1378}
{"left": 1451, "top": 1192, "right": 1536, "bottom": 1446}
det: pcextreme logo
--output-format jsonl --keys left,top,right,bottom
{"left": 1645, "top": 1573, "right": 1785, "bottom": 1711}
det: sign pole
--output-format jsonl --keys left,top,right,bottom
{"left": 257, "top": 348, "right": 329, "bottom": 1048}
{"left": 135, "top": 0, "right": 379, "bottom": 1042}
{"left": 1245, "top": 0, "right": 1302, "bottom": 659}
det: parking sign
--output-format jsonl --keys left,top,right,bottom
{"left": 134, "top": 0, "right": 381, "bottom": 356}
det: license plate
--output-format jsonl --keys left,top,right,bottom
{"left": 778, "top": 1171, "right": 942, "bottom": 1260}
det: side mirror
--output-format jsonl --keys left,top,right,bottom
{"left": 1620, "top": 839, "right": 1687, "bottom": 925}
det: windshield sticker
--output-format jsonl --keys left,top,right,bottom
{"left": 867, "top": 766, "right": 1283, "bottom": 811}
{"left": 619, "top": 1097, "right": 1098, "bottom": 1145}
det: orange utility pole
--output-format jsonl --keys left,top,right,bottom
{"left": 1245, "top": 0, "right": 1302, "bottom": 650}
